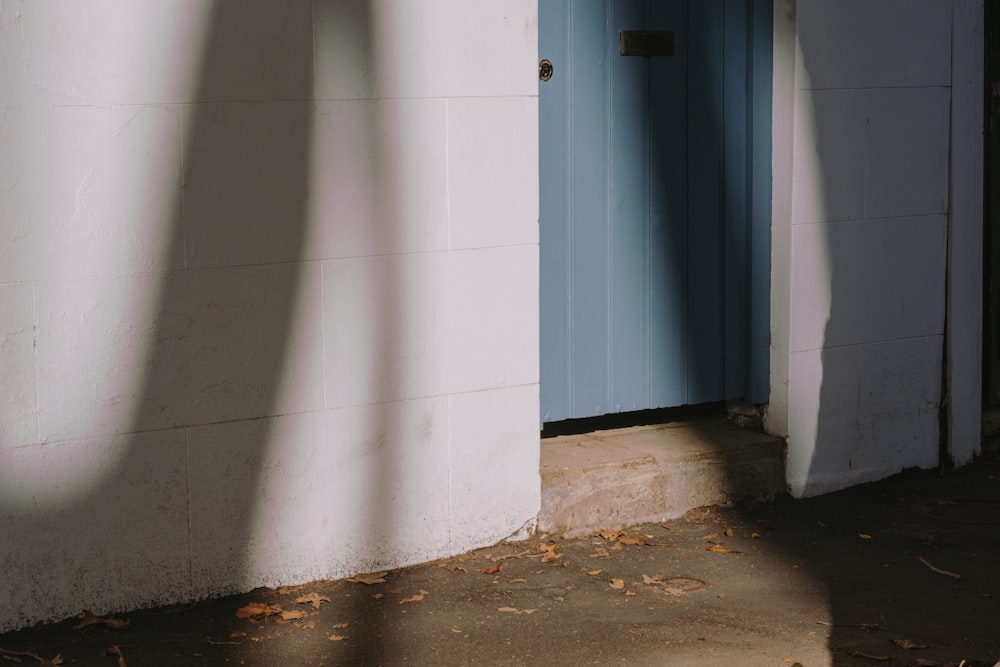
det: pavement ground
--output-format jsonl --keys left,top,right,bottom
{"left": 1, "top": 455, "right": 998, "bottom": 667}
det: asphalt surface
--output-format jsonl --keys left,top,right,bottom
{"left": 2, "top": 455, "right": 998, "bottom": 667}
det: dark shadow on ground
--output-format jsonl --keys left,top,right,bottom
{"left": 1, "top": 456, "right": 996, "bottom": 666}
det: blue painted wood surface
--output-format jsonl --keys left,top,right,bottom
{"left": 540, "top": 0, "right": 771, "bottom": 423}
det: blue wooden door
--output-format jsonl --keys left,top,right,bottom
{"left": 539, "top": 0, "right": 771, "bottom": 423}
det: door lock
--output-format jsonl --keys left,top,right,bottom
{"left": 539, "top": 59, "right": 554, "bottom": 81}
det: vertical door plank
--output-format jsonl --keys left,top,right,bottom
{"left": 609, "top": 0, "right": 651, "bottom": 412}
{"left": 649, "top": 0, "right": 690, "bottom": 408}
{"left": 686, "top": 0, "right": 725, "bottom": 403}
{"left": 568, "top": 0, "right": 612, "bottom": 417}
{"left": 723, "top": 0, "right": 750, "bottom": 398}
{"left": 539, "top": 0, "right": 572, "bottom": 422}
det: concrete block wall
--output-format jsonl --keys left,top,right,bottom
{"left": 0, "top": 0, "right": 540, "bottom": 631}
{"left": 771, "top": 0, "right": 965, "bottom": 496}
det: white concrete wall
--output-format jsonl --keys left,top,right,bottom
{"left": 0, "top": 0, "right": 540, "bottom": 631}
{"left": 770, "top": 0, "right": 982, "bottom": 496}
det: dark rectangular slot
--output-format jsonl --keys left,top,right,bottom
{"left": 619, "top": 30, "right": 674, "bottom": 57}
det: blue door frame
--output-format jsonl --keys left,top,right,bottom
{"left": 539, "top": 0, "right": 772, "bottom": 423}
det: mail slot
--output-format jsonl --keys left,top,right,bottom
{"left": 619, "top": 30, "right": 674, "bottom": 57}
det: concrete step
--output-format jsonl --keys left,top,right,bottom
{"left": 538, "top": 419, "right": 787, "bottom": 537}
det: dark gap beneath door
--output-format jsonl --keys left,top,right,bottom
{"left": 540, "top": 401, "right": 726, "bottom": 438}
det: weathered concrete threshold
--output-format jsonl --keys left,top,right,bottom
{"left": 538, "top": 419, "right": 787, "bottom": 538}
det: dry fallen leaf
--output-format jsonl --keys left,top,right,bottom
{"left": 595, "top": 530, "right": 623, "bottom": 540}
{"left": 586, "top": 570, "right": 603, "bottom": 576}
{"left": 892, "top": 639, "right": 928, "bottom": 650}
{"left": 540, "top": 543, "right": 564, "bottom": 562}
{"left": 507, "top": 578, "right": 527, "bottom": 584}
{"left": 725, "top": 528, "right": 734, "bottom": 537}
{"left": 279, "top": 610, "right": 310, "bottom": 621}
{"left": 858, "top": 533, "right": 873, "bottom": 540}
{"left": 479, "top": 563, "right": 502, "bottom": 575}
{"left": 625, "top": 590, "right": 637, "bottom": 597}
{"left": 751, "top": 532, "right": 761, "bottom": 539}
{"left": 294, "top": 620, "right": 316, "bottom": 630}
{"left": 103, "top": 645, "right": 127, "bottom": 667}
{"left": 332, "top": 623, "right": 349, "bottom": 629}
{"left": 328, "top": 634, "right": 348, "bottom": 641}
{"left": 851, "top": 652, "right": 890, "bottom": 662}
{"left": 294, "top": 592, "right": 331, "bottom": 610}
{"left": 236, "top": 602, "right": 281, "bottom": 619}
{"left": 618, "top": 535, "right": 646, "bottom": 546}
{"left": 590, "top": 547, "right": 610, "bottom": 559}
{"left": 399, "top": 592, "right": 426, "bottom": 604}
{"left": 609, "top": 578, "right": 626, "bottom": 590}
{"left": 498, "top": 607, "right": 537, "bottom": 615}
{"left": 642, "top": 575, "right": 707, "bottom": 596}
{"left": 75, "top": 610, "right": 130, "bottom": 631}
{"left": 350, "top": 571, "right": 389, "bottom": 585}
{"left": 706, "top": 546, "right": 735, "bottom": 554}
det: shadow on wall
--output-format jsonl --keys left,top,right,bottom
{"left": 790, "top": 0, "right": 949, "bottom": 496}
{"left": 0, "top": 0, "right": 401, "bottom": 660}
{"left": 786, "top": 0, "right": 953, "bottom": 661}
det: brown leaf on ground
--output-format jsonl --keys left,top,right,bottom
{"left": 74, "top": 610, "right": 130, "bottom": 631}
{"left": 642, "top": 574, "right": 707, "bottom": 596}
{"left": 328, "top": 634, "right": 348, "bottom": 641}
{"left": 851, "top": 652, "right": 890, "bottom": 661}
{"left": 236, "top": 602, "right": 282, "bottom": 619}
{"left": 618, "top": 535, "right": 646, "bottom": 546}
{"left": 609, "top": 578, "right": 626, "bottom": 590}
{"left": 103, "top": 645, "right": 127, "bottom": 667}
{"left": 706, "top": 546, "right": 742, "bottom": 554}
{"left": 498, "top": 607, "right": 537, "bottom": 614}
{"left": 541, "top": 545, "right": 563, "bottom": 563}
{"left": 349, "top": 571, "right": 389, "bottom": 585}
{"left": 891, "top": 639, "right": 928, "bottom": 650}
{"left": 492, "top": 548, "right": 535, "bottom": 562}
{"left": 0, "top": 648, "right": 62, "bottom": 666}
{"left": 399, "top": 592, "right": 426, "bottom": 604}
{"left": 332, "top": 623, "right": 349, "bottom": 629}
{"left": 479, "top": 563, "right": 502, "bottom": 574}
{"left": 279, "top": 610, "right": 310, "bottom": 621}
{"left": 590, "top": 547, "right": 610, "bottom": 559}
{"left": 294, "top": 592, "right": 331, "bottom": 609}
{"left": 595, "top": 529, "right": 623, "bottom": 540}
{"left": 507, "top": 578, "right": 527, "bottom": 584}
{"left": 294, "top": 620, "right": 316, "bottom": 629}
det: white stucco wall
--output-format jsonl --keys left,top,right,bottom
{"left": 0, "top": 0, "right": 540, "bottom": 631}
{"left": 770, "top": 0, "right": 983, "bottom": 496}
